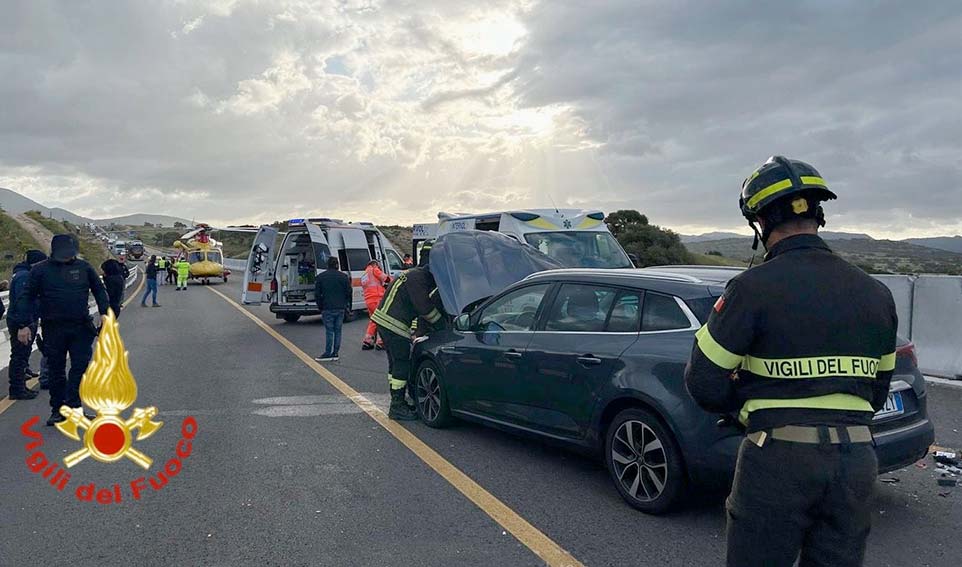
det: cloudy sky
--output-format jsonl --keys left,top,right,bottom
{"left": 1, "top": 1, "right": 960, "bottom": 238}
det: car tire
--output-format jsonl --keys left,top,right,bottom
{"left": 282, "top": 314, "right": 301, "bottom": 323}
{"left": 414, "top": 360, "right": 452, "bottom": 428}
{"left": 605, "top": 407, "right": 686, "bottom": 514}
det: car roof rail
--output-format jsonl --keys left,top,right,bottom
{"left": 524, "top": 268, "right": 703, "bottom": 284}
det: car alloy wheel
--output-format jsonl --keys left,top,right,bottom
{"left": 611, "top": 420, "right": 668, "bottom": 502}
{"left": 415, "top": 361, "right": 451, "bottom": 428}
{"left": 605, "top": 407, "right": 685, "bottom": 514}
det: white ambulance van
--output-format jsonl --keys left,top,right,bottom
{"left": 413, "top": 209, "right": 634, "bottom": 269}
{"left": 241, "top": 218, "right": 406, "bottom": 322}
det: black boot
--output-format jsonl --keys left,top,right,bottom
{"left": 46, "top": 412, "right": 66, "bottom": 426}
{"left": 388, "top": 388, "right": 418, "bottom": 421}
{"left": 8, "top": 389, "right": 39, "bottom": 400}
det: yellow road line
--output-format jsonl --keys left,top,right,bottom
{"left": 0, "top": 269, "right": 145, "bottom": 416}
{"left": 208, "top": 287, "right": 584, "bottom": 567}
{"left": 123, "top": 268, "right": 145, "bottom": 309}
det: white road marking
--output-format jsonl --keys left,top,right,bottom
{"left": 252, "top": 393, "right": 390, "bottom": 417}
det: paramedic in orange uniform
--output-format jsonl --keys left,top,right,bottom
{"left": 360, "top": 259, "right": 389, "bottom": 350}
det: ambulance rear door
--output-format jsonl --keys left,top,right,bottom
{"left": 329, "top": 228, "right": 371, "bottom": 311}
{"left": 241, "top": 226, "right": 278, "bottom": 305}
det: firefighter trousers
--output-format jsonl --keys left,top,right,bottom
{"left": 381, "top": 329, "right": 411, "bottom": 392}
{"left": 726, "top": 436, "right": 877, "bottom": 567}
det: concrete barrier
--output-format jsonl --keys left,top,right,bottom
{"left": 875, "top": 275, "right": 916, "bottom": 339}
{"left": 910, "top": 275, "right": 962, "bottom": 378}
{"left": 224, "top": 258, "right": 247, "bottom": 272}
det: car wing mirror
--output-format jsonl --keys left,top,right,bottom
{"left": 454, "top": 313, "right": 471, "bottom": 332}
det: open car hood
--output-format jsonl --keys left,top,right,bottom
{"left": 430, "top": 230, "right": 564, "bottom": 315}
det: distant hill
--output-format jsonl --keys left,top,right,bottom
{"left": 680, "top": 231, "right": 747, "bottom": 243}
{"left": 904, "top": 236, "right": 962, "bottom": 254}
{"left": 681, "top": 230, "right": 872, "bottom": 243}
{"left": 0, "top": 187, "right": 90, "bottom": 225}
{"left": 378, "top": 225, "right": 413, "bottom": 255}
{"left": 687, "top": 236, "right": 962, "bottom": 274}
{"left": 0, "top": 187, "right": 190, "bottom": 228}
{"left": 96, "top": 213, "right": 193, "bottom": 228}
{"left": 820, "top": 231, "right": 874, "bottom": 240}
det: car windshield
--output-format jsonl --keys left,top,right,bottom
{"left": 523, "top": 232, "right": 632, "bottom": 268}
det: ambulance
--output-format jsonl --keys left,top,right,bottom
{"left": 412, "top": 209, "right": 634, "bottom": 269}
{"left": 241, "top": 218, "right": 406, "bottom": 322}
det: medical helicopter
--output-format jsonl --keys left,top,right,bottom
{"left": 173, "top": 223, "right": 230, "bottom": 284}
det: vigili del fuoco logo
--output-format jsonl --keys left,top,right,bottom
{"left": 19, "top": 311, "right": 198, "bottom": 504}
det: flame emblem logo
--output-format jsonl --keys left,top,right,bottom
{"left": 55, "top": 311, "right": 163, "bottom": 469}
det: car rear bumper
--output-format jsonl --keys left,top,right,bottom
{"left": 874, "top": 417, "right": 934, "bottom": 474}
{"left": 270, "top": 303, "right": 320, "bottom": 317}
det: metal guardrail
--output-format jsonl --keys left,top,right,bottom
{"left": 0, "top": 267, "right": 139, "bottom": 364}
{"left": 224, "top": 258, "right": 247, "bottom": 272}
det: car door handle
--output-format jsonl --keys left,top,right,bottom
{"left": 577, "top": 355, "right": 602, "bottom": 367}
{"left": 503, "top": 350, "right": 523, "bottom": 359}
{"left": 440, "top": 346, "right": 463, "bottom": 355}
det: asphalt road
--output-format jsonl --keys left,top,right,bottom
{"left": 1, "top": 277, "right": 959, "bottom": 567}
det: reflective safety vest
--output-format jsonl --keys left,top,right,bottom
{"left": 685, "top": 234, "right": 898, "bottom": 432}
{"left": 175, "top": 260, "right": 190, "bottom": 276}
{"left": 360, "top": 264, "right": 388, "bottom": 302}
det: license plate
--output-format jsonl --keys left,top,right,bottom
{"left": 874, "top": 391, "right": 904, "bottom": 420}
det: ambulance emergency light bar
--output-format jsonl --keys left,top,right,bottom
{"left": 287, "top": 217, "right": 346, "bottom": 227}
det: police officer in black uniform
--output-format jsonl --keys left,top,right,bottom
{"left": 13, "top": 234, "right": 109, "bottom": 426}
{"left": 6, "top": 249, "right": 47, "bottom": 399}
{"left": 685, "top": 156, "right": 898, "bottom": 567}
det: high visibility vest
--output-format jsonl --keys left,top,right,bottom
{"left": 360, "top": 265, "right": 387, "bottom": 300}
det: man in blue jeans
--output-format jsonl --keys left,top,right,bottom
{"left": 313, "top": 257, "right": 352, "bottom": 362}
{"left": 141, "top": 255, "right": 161, "bottom": 307}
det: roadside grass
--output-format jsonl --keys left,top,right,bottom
{"left": 25, "top": 210, "right": 110, "bottom": 268}
{"left": 0, "top": 210, "right": 44, "bottom": 277}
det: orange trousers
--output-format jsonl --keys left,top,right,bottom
{"left": 364, "top": 295, "right": 382, "bottom": 340}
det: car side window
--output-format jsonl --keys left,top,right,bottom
{"left": 641, "top": 292, "right": 691, "bottom": 332}
{"left": 477, "top": 284, "right": 550, "bottom": 332}
{"left": 606, "top": 291, "right": 642, "bottom": 332}
{"left": 544, "top": 284, "right": 618, "bottom": 332}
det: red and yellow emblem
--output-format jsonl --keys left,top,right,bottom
{"left": 55, "top": 311, "right": 163, "bottom": 469}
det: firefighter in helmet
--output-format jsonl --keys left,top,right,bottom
{"left": 685, "top": 156, "right": 898, "bottom": 567}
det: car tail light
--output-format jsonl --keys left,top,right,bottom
{"left": 270, "top": 278, "right": 277, "bottom": 293}
{"left": 896, "top": 342, "right": 918, "bottom": 369}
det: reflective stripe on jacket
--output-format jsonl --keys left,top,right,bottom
{"left": 371, "top": 267, "right": 443, "bottom": 338}
{"left": 684, "top": 234, "right": 898, "bottom": 432}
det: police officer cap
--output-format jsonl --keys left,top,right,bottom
{"left": 50, "top": 234, "right": 79, "bottom": 262}
{"left": 25, "top": 249, "right": 47, "bottom": 265}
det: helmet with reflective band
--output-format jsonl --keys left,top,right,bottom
{"left": 740, "top": 156, "right": 837, "bottom": 222}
